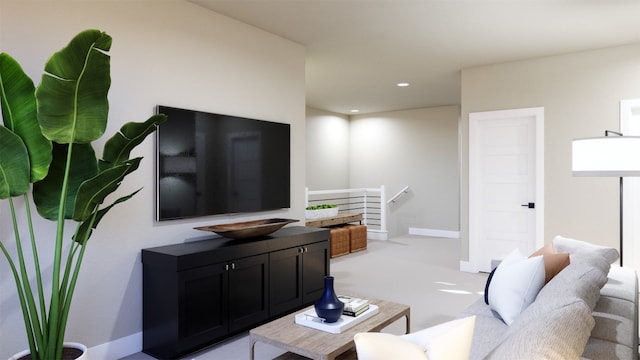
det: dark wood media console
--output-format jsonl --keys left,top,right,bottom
{"left": 141, "top": 226, "right": 330, "bottom": 359}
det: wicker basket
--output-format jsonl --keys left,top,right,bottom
{"left": 346, "top": 224, "right": 367, "bottom": 252}
{"left": 329, "top": 226, "right": 350, "bottom": 258}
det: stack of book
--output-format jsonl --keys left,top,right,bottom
{"left": 338, "top": 295, "right": 370, "bottom": 317}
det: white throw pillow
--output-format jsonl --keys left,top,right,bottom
{"left": 487, "top": 249, "right": 545, "bottom": 325}
{"left": 354, "top": 332, "right": 428, "bottom": 360}
{"left": 401, "top": 315, "right": 476, "bottom": 360}
{"left": 354, "top": 316, "right": 476, "bottom": 360}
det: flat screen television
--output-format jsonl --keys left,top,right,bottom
{"left": 155, "top": 106, "right": 291, "bottom": 221}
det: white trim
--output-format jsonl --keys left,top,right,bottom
{"left": 367, "top": 230, "right": 388, "bottom": 240}
{"left": 469, "top": 107, "right": 545, "bottom": 272}
{"left": 88, "top": 332, "right": 141, "bottom": 360}
{"left": 459, "top": 261, "right": 477, "bottom": 273}
{"left": 408, "top": 227, "right": 460, "bottom": 239}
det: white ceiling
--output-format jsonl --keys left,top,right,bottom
{"left": 189, "top": 0, "right": 640, "bottom": 115}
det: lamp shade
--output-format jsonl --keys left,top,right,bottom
{"left": 572, "top": 136, "right": 640, "bottom": 176}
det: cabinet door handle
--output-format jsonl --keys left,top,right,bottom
{"left": 225, "top": 264, "right": 229, "bottom": 271}
{"left": 299, "top": 247, "right": 304, "bottom": 253}
{"left": 231, "top": 263, "right": 235, "bottom": 270}
{"left": 304, "top": 247, "right": 308, "bottom": 253}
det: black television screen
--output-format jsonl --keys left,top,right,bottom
{"left": 155, "top": 106, "right": 291, "bottom": 221}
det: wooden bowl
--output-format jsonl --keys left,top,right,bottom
{"left": 194, "top": 218, "right": 298, "bottom": 239}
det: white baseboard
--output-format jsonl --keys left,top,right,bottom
{"left": 408, "top": 227, "right": 460, "bottom": 239}
{"left": 367, "top": 230, "right": 388, "bottom": 241}
{"left": 88, "top": 332, "right": 141, "bottom": 360}
{"left": 459, "top": 260, "right": 478, "bottom": 273}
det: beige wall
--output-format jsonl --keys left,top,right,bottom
{"left": 307, "top": 106, "right": 460, "bottom": 237}
{"left": 350, "top": 106, "right": 460, "bottom": 237}
{"left": 0, "top": 1, "right": 305, "bottom": 358}
{"left": 460, "top": 43, "right": 640, "bottom": 261}
{"left": 305, "top": 107, "right": 351, "bottom": 190}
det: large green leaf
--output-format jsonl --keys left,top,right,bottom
{"left": 0, "top": 53, "right": 52, "bottom": 182}
{"left": 73, "top": 158, "right": 141, "bottom": 221}
{"left": 0, "top": 126, "right": 30, "bottom": 198}
{"left": 73, "top": 189, "right": 141, "bottom": 244}
{"left": 99, "top": 114, "right": 167, "bottom": 172}
{"left": 36, "top": 29, "right": 112, "bottom": 144}
{"left": 33, "top": 143, "right": 98, "bottom": 220}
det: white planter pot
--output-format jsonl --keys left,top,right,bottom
{"left": 9, "top": 342, "right": 88, "bottom": 360}
{"left": 305, "top": 207, "right": 339, "bottom": 219}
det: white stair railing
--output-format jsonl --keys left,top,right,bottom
{"left": 387, "top": 185, "right": 410, "bottom": 204}
{"left": 305, "top": 186, "right": 388, "bottom": 240}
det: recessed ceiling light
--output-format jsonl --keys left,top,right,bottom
{"left": 350, "top": 109, "right": 360, "bottom": 113}
{"left": 397, "top": 82, "right": 410, "bottom": 87}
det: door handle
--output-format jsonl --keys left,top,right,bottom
{"left": 521, "top": 202, "right": 535, "bottom": 209}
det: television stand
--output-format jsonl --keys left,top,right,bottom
{"left": 141, "top": 226, "right": 330, "bottom": 359}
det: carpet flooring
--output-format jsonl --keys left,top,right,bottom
{"left": 121, "top": 235, "right": 488, "bottom": 360}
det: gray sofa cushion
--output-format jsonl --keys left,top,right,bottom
{"left": 534, "top": 262, "right": 607, "bottom": 310}
{"left": 581, "top": 338, "right": 635, "bottom": 360}
{"left": 484, "top": 299, "right": 595, "bottom": 360}
{"left": 593, "top": 296, "right": 635, "bottom": 328}
{"left": 460, "top": 299, "right": 508, "bottom": 359}
{"left": 553, "top": 235, "right": 619, "bottom": 265}
{"left": 601, "top": 266, "right": 638, "bottom": 302}
{"left": 590, "top": 305, "right": 636, "bottom": 349}
{"left": 582, "top": 265, "right": 640, "bottom": 360}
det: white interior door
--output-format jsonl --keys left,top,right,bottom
{"left": 469, "top": 108, "right": 544, "bottom": 273}
{"left": 620, "top": 99, "right": 640, "bottom": 273}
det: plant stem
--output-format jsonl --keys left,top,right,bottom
{"left": 9, "top": 196, "right": 44, "bottom": 357}
{"left": 58, "top": 213, "right": 94, "bottom": 348}
{"left": 0, "top": 231, "right": 36, "bottom": 357}
{"left": 24, "top": 193, "right": 48, "bottom": 343}
{"left": 48, "top": 142, "right": 74, "bottom": 359}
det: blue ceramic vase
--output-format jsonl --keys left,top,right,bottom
{"left": 314, "top": 276, "right": 344, "bottom": 323}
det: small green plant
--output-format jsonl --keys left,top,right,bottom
{"left": 0, "top": 29, "right": 166, "bottom": 359}
{"left": 306, "top": 204, "right": 338, "bottom": 210}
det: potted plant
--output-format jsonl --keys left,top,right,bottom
{"left": 305, "top": 204, "right": 339, "bottom": 219}
{"left": 0, "top": 29, "right": 166, "bottom": 359}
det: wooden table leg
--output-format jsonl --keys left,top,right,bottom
{"left": 249, "top": 335, "right": 257, "bottom": 360}
{"left": 405, "top": 312, "right": 411, "bottom": 334}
